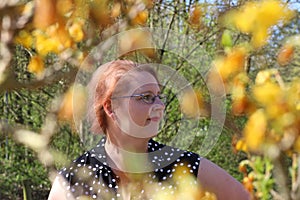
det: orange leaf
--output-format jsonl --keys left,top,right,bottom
{"left": 277, "top": 45, "right": 294, "bottom": 66}
{"left": 215, "top": 47, "right": 247, "bottom": 81}
{"left": 34, "top": 0, "right": 57, "bottom": 29}
{"left": 90, "top": 0, "right": 112, "bottom": 27}
{"left": 180, "top": 89, "right": 206, "bottom": 118}
{"left": 56, "top": 0, "right": 73, "bottom": 16}
{"left": 58, "top": 84, "right": 87, "bottom": 123}
{"left": 242, "top": 176, "right": 254, "bottom": 193}
{"left": 189, "top": 5, "right": 202, "bottom": 28}
{"left": 131, "top": 10, "right": 149, "bottom": 25}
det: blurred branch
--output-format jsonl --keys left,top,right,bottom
{"left": 0, "top": 66, "right": 78, "bottom": 95}
{"left": 271, "top": 189, "right": 286, "bottom": 200}
{"left": 291, "top": 154, "right": 300, "bottom": 200}
{"left": 273, "top": 154, "right": 291, "bottom": 200}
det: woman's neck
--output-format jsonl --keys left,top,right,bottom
{"left": 105, "top": 129, "right": 149, "bottom": 152}
{"left": 104, "top": 131, "right": 151, "bottom": 174}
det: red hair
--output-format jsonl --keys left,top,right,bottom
{"left": 87, "top": 60, "right": 157, "bottom": 134}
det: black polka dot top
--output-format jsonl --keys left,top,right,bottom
{"left": 59, "top": 137, "right": 202, "bottom": 199}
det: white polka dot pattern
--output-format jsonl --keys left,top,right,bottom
{"left": 59, "top": 137, "right": 201, "bottom": 199}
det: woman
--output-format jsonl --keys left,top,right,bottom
{"left": 48, "top": 60, "right": 250, "bottom": 200}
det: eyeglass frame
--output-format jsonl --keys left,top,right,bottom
{"left": 111, "top": 92, "right": 166, "bottom": 104}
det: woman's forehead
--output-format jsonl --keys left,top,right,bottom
{"left": 125, "top": 70, "right": 158, "bottom": 84}
{"left": 134, "top": 83, "right": 161, "bottom": 93}
{"left": 116, "top": 70, "right": 160, "bottom": 94}
{"left": 133, "top": 70, "right": 157, "bottom": 81}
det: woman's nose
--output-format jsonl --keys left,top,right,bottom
{"left": 154, "top": 97, "right": 165, "bottom": 110}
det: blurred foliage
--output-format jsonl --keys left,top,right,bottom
{"left": 0, "top": 0, "right": 300, "bottom": 199}
{"left": 0, "top": 46, "right": 82, "bottom": 199}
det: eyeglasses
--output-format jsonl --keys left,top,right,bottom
{"left": 111, "top": 92, "right": 166, "bottom": 104}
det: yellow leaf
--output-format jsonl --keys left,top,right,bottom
{"left": 54, "top": 24, "right": 73, "bottom": 49}
{"left": 235, "top": 139, "right": 248, "bottom": 152}
{"left": 14, "top": 30, "right": 33, "bottom": 48}
{"left": 252, "top": 28, "right": 268, "bottom": 48}
{"left": 296, "top": 103, "right": 300, "bottom": 111}
{"left": 244, "top": 109, "right": 267, "bottom": 151}
{"left": 257, "top": 0, "right": 282, "bottom": 27}
{"left": 68, "top": 20, "right": 85, "bottom": 42}
{"left": 227, "top": 0, "right": 295, "bottom": 48}
{"left": 28, "top": 56, "right": 45, "bottom": 78}
{"left": 253, "top": 82, "right": 281, "bottom": 106}
{"left": 255, "top": 70, "right": 272, "bottom": 85}
{"left": 233, "top": 2, "right": 257, "bottom": 33}
{"left": 34, "top": 30, "right": 60, "bottom": 56}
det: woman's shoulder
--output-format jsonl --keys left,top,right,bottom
{"left": 148, "top": 138, "right": 201, "bottom": 159}
{"left": 148, "top": 139, "right": 202, "bottom": 179}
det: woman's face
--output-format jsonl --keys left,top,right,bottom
{"left": 112, "top": 71, "right": 165, "bottom": 138}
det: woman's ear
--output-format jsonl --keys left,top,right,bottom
{"left": 103, "top": 100, "right": 115, "bottom": 120}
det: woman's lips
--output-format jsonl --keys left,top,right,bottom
{"left": 149, "top": 117, "right": 160, "bottom": 122}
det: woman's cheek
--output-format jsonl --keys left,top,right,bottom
{"left": 129, "top": 104, "right": 149, "bottom": 126}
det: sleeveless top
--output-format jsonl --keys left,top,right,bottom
{"left": 59, "top": 137, "right": 202, "bottom": 199}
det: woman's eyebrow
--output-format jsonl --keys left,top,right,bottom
{"left": 137, "top": 90, "right": 161, "bottom": 94}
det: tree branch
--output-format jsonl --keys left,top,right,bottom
{"left": 0, "top": 67, "right": 78, "bottom": 95}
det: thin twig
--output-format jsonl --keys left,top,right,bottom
{"left": 159, "top": 0, "right": 179, "bottom": 61}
